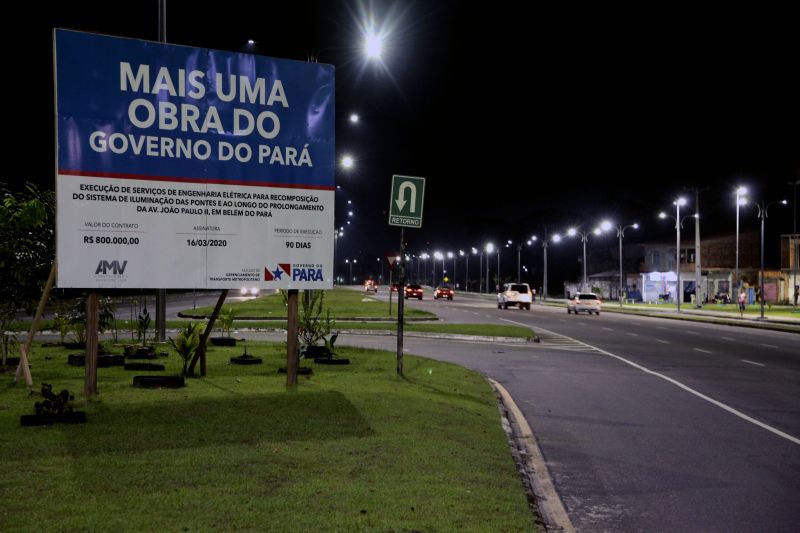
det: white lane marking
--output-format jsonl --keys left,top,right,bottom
{"left": 742, "top": 360, "right": 765, "bottom": 367}
{"left": 602, "top": 327, "right": 614, "bottom": 331}
{"left": 558, "top": 319, "right": 566, "bottom": 322}
{"left": 761, "top": 343, "right": 779, "bottom": 349}
{"left": 473, "top": 312, "right": 480, "bottom": 316}
{"left": 694, "top": 348, "right": 711, "bottom": 354}
{"left": 721, "top": 337, "right": 736, "bottom": 341}
{"left": 656, "top": 339, "right": 670, "bottom": 344}
{"left": 657, "top": 326, "right": 668, "bottom": 330}
{"left": 578, "top": 322, "right": 589, "bottom": 326}
{"left": 627, "top": 332, "right": 639, "bottom": 337}
{"left": 499, "top": 320, "right": 800, "bottom": 447}
{"left": 685, "top": 331, "right": 700, "bottom": 335}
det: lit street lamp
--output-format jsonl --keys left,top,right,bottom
{"left": 567, "top": 224, "right": 608, "bottom": 292}
{"left": 735, "top": 186, "right": 748, "bottom": 289}
{"left": 614, "top": 222, "right": 639, "bottom": 307}
{"left": 459, "top": 250, "right": 467, "bottom": 291}
{"left": 659, "top": 197, "right": 688, "bottom": 312}
{"left": 447, "top": 252, "right": 455, "bottom": 287}
{"left": 433, "top": 251, "right": 443, "bottom": 286}
{"left": 548, "top": 234, "right": 562, "bottom": 300}
{"left": 485, "top": 243, "right": 494, "bottom": 293}
{"left": 476, "top": 249, "right": 483, "bottom": 294}
{"left": 752, "top": 198, "right": 788, "bottom": 319}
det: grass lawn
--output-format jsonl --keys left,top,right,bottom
{"left": 179, "top": 288, "right": 434, "bottom": 319}
{"left": 0, "top": 342, "right": 534, "bottom": 532}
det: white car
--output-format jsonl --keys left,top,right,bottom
{"left": 497, "top": 283, "right": 532, "bottom": 310}
{"left": 567, "top": 293, "right": 602, "bottom": 315}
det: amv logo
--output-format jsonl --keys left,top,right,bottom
{"left": 95, "top": 260, "right": 128, "bottom": 275}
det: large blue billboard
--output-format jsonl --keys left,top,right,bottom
{"left": 55, "top": 29, "right": 335, "bottom": 289}
{"left": 56, "top": 29, "right": 334, "bottom": 189}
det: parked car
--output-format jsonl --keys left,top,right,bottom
{"left": 404, "top": 284, "right": 423, "bottom": 300}
{"left": 364, "top": 280, "right": 378, "bottom": 292}
{"left": 434, "top": 286, "right": 454, "bottom": 300}
{"left": 497, "top": 283, "right": 532, "bottom": 310}
{"left": 567, "top": 293, "right": 602, "bottom": 315}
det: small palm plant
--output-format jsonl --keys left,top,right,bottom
{"left": 137, "top": 304, "right": 151, "bottom": 346}
{"left": 219, "top": 307, "right": 235, "bottom": 338}
{"left": 168, "top": 322, "right": 201, "bottom": 377}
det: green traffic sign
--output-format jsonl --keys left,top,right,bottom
{"left": 388, "top": 175, "right": 425, "bottom": 228}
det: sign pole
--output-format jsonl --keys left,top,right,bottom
{"left": 397, "top": 229, "right": 405, "bottom": 376}
{"left": 84, "top": 293, "right": 99, "bottom": 396}
{"left": 286, "top": 289, "right": 299, "bottom": 386}
{"left": 388, "top": 270, "right": 393, "bottom": 317}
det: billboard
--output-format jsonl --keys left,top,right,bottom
{"left": 54, "top": 29, "right": 334, "bottom": 289}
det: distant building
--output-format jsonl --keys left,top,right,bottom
{"left": 568, "top": 230, "right": 794, "bottom": 304}
{"left": 781, "top": 234, "right": 800, "bottom": 305}
{"left": 638, "top": 231, "right": 785, "bottom": 304}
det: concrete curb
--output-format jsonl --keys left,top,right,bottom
{"left": 490, "top": 378, "right": 575, "bottom": 533}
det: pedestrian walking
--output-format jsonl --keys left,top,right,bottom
{"left": 738, "top": 289, "right": 747, "bottom": 317}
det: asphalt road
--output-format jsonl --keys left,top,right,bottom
{"left": 342, "top": 289, "right": 800, "bottom": 532}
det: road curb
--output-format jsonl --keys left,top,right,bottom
{"left": 489, "top": 378, "right": 575, "bottom": 533}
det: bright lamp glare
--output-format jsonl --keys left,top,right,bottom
{"left": 341, "top": 155, "right": 354, "bottom": 169}
{"left": 633, "top": 223, "right": 639, "bottom": 229}
{"left": 676, "top": 197, "right": 687, "bottom": 206}
{"left": 736, "top": 186, "right": 748, "bottom": 195}
{"left": 600, "top": 220, "right": 613, "bottom": 231}
{"left": 349, "top": 113, "right": 359, "bottom": 123}
{"left": 567, "top": 228, "right": 577, "bottom": 237}
{"left": 365, "top": 33, "right": 383, "bottom": 58}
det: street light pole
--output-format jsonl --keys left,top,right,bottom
{"left": 497, "top": 248, "right": 501, "bottom": 290}
{"left": 517, "top": 244, "right": 522, "bottom": 283}
{"left": 790, "top": 179, "right": 800, "bottom": 306}
{"left": 478, "top": 252, "right": 483, "bottom": 294}
{"left": 616, "top": 223, "right": 639, "bottom": 307}
{"left": 567, "top": 229, "right": 590, "bottom": 292}
{"left": 660, "top": 198, "right": 688, "bottom": 312}
{"left": 756, "top": 199, "right": 788, "bottom": 319}
{"left": 448, "top": 252, "right": 455, "bottom": 287}
{"left": 690, "top": 187, "right": 708, "bottom": 308}
{"left": 486, "top": 252, "right": 490, "bottom": 293}
{"left": 735, "top": 186, "right": 747, "bottom": 289}
{"left": 543, "top": 239, "right": 549, "bottom": 301}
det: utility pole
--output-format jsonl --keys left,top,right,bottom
{"left": 790, "top": 179, "right": 800, "bottom": 306}
{"left": 687, "top": 186, "right": 708, "bottom": 308}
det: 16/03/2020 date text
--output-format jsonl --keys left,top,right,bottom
{"left": 186, "top": 239, "right": 228, "bottom": 247}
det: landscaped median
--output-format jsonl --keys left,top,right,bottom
{"left": 179, "top": 288, "right": 434, "bottom": 320}
{"left": 0, "top": 341, "right": 536, "bottom": 531}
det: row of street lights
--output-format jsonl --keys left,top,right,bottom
{"left": 660, "top": 190, "right": 787, "bottom": 314}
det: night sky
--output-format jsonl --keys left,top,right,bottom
{"left": 6, "top": 1, "right": 799, "bottom": 284}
